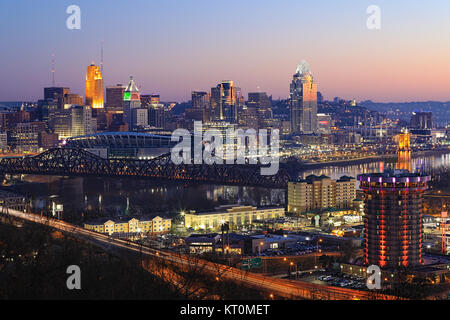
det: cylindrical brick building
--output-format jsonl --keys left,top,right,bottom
{"left": 358, "top": 170, "right": 430, "bottom": 269}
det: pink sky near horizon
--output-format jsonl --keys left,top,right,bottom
{"left": 1, "top": 0, "right": 450, "bottom": 103}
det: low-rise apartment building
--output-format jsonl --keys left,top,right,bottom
{"left": 84, "top": 215, "right": 172, "bottom": 235}
{"left": 184, "top": 204, "right": 285, "bottom": 232}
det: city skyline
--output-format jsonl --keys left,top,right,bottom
{"left": 1, "top": 0, "right": 449, "bottom": 304}
{"left": 2, "top": 0, "right": 450, "bottom": 102}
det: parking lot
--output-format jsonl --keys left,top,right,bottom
{"left": 257, "top": 240, "right": 338, "bottom": 257}
{"left": 299, "top": 271, "right": 368, "bottom": 290}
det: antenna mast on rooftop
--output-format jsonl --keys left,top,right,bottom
{"left": 51, "top": 53, "right": 55, "bottom": 86}
{"left": 100, "top": 40, "right": 104, "bottom": 74}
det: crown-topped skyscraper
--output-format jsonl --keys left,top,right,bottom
{"left": 290, "top": 60, "right": 318, "bottom": 134}
{"left": 123, "top": 76, "right": 142, "bottom": 129}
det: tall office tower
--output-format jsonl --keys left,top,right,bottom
{"left": 48, "top": 109, "right": 72, "bottom": 139}
{"left": 148, "top": 104, "right": 166, "bottom": 128}
{"left": 64, "top": 93, "right": 83, "bottom": 106}
{"left": 71, "top": 105, "right": 95, "bottom": 137}
{"left": 222, "top": 81, "right": 238, "bottom": 123}
{"left": 247, "top": 92, "right": 272, "bottom": 129}
{"left": 106, "top": 85, "right": 125, "bottom": 111}
{"left": 210, "top": 81, "right": 240, "bottom": 123}
{"left": 236, "top": 86, "right": 245, "bottom": 121}
{"left": 44, "top": 87, "right": 70, "bottom": 109}
{"left": 123, "top": 76, "right": 141, "bottom": 130}
{"left": 210, "top": 86, "right": 223, "bottom": 121}
{"left": 410, "top": 111, "right": 433, "bottom": 129}
{"left": 242, "top": 105, "right": 259, "bottom": 129}
{"left": 37, "top": 98, "right": 58, "bottom": 123}
{"left": 191, "top": 91, "right": 211, "bottom": 123}
{"left": 359, "top": 170, "right": 430, "bottom": 268}
{"left": 141, "top": 94, "right": 161, "bottom": 107}
{"left": 132, "top": 108, "right": 148, "bottom": 128}
{"left": 85, "top": 64, "right": 104, "bottom": 109}
{"left": 49, "top": 105, "right": 95, "bottom": 139}
{"left": 290, "top": 61, "right": 318, "bottom": 134}
{"left": 8, "top": 122, "right": 46, "bottom": 152}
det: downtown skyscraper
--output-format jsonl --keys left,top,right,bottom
{"left": 191, "top": 91, "right": 211, "bottom": 123}
{"left": 290, "top": 61, "right": 318, "bottom": 134}
{"left": 106, "top": 84, "right": 126, "bottom": 111}
{"left": 123, "top": 76, "right": 142, "bottom": 129}
{"left": 85, "top": 64, "right": 104, "bottom": 109}
{"left": 210, "top": 81, "right": 243, "bottom": 124}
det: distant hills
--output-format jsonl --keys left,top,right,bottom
{"left": 360, "top": 101, "right": 450, "bottom": 126}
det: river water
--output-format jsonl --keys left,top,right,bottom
{"left": 3, "top": 152, "right": 449, "bottom": 223}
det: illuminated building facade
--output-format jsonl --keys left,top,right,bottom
{"left": 398, "top": 129, "right": 412, "bottom": 171}
{"left": 85, "top": 64, "right": 104, "bottom": 109}
{"left": 84, "top": 216, "right": 172, "bottom": 236}
{"left": 64, "top": 93, "right": 83, "bottom": 106}
{"left": 48, "top": 105, "right": 95, "bottom": 139}
{"left": 359, "top": 170, "right": 430, "bottom": 268}
{"left": 210, "top": 81, "right": 243, "bottom": 123}
{"left": 141, "top": 94, "right": 161, "bottom": 107}
{"left": 290, "top": 61, "right": 318, "bottom": 134}
{"left": 317, "top": 113, "right": 332, "bottom": 134}
{"left": 184, "top": 205, "right": 285, "bottom": 232}
{"left": 398, "top": 130, "right": 411, "bottom": 151}
{"left": 288, "top": 175, "right": 356, "bottom": 214}
{"left": 123, "top": 76, "right": 141, "bottom": 129}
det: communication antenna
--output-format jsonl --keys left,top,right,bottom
{"left": 51, "top": 53, "right": 55, "bottom": 86}
{"left": 100, "top": 40, "right": 104, "bottom": 74}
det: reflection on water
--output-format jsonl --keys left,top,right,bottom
{"left": 3, "top": 152, "right": 449, "bottom": 222}
{"left": 7, "top": 176, "right": 286, "bottom": 223}
{"left": 302, "top": 152, "right": 450, "bottom": 187}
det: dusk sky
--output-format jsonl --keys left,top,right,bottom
{"left": 1, "top": 0, "right": 450, "bottom": 102}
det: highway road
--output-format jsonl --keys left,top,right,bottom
{"left": 0, "top": 207, "right": 399, "bottom": 300}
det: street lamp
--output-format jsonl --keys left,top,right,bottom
{"left": 315, "top": 238, "right": 322, "bottom": 266}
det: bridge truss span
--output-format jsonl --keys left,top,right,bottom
{"left": 0, "top": 148, "right": 290, "bottom": 189}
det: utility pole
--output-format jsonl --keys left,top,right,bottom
{"left": 442, "top": 206, "right": 447, "bottom": 255}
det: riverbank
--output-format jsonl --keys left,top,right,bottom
{"left": 302, "top": 148, "right": 450, "bottom": 170}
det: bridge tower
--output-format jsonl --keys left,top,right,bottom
{"left": 398, "top": 129, "right": 411, "bottom": 172}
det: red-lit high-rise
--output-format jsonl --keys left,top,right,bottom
{"left": 358, "top": 170, "right": 430, "bottom": 269}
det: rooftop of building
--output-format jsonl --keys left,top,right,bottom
{"left": 85, "top": 215, "right": 171, "bottom": 225}
{"left": 67, "top": 131, "right": 172, "bottom": 140}
{"left": 291, "top": 174, "right": 355, "bottom": 184}
{"left": 250, "top": 234, "right": 300, "bottom": 242}
{"left": 185, "top": 204, "right": 284, "bottom": 216}
{"left": 337, "top": 175, "right": 355, "bottom": 182}
{"left": 358, "top": 169, "right": 431, "bottom": 184}
{"left": 184, "top": 233, "right": 220, "bottom": 243}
